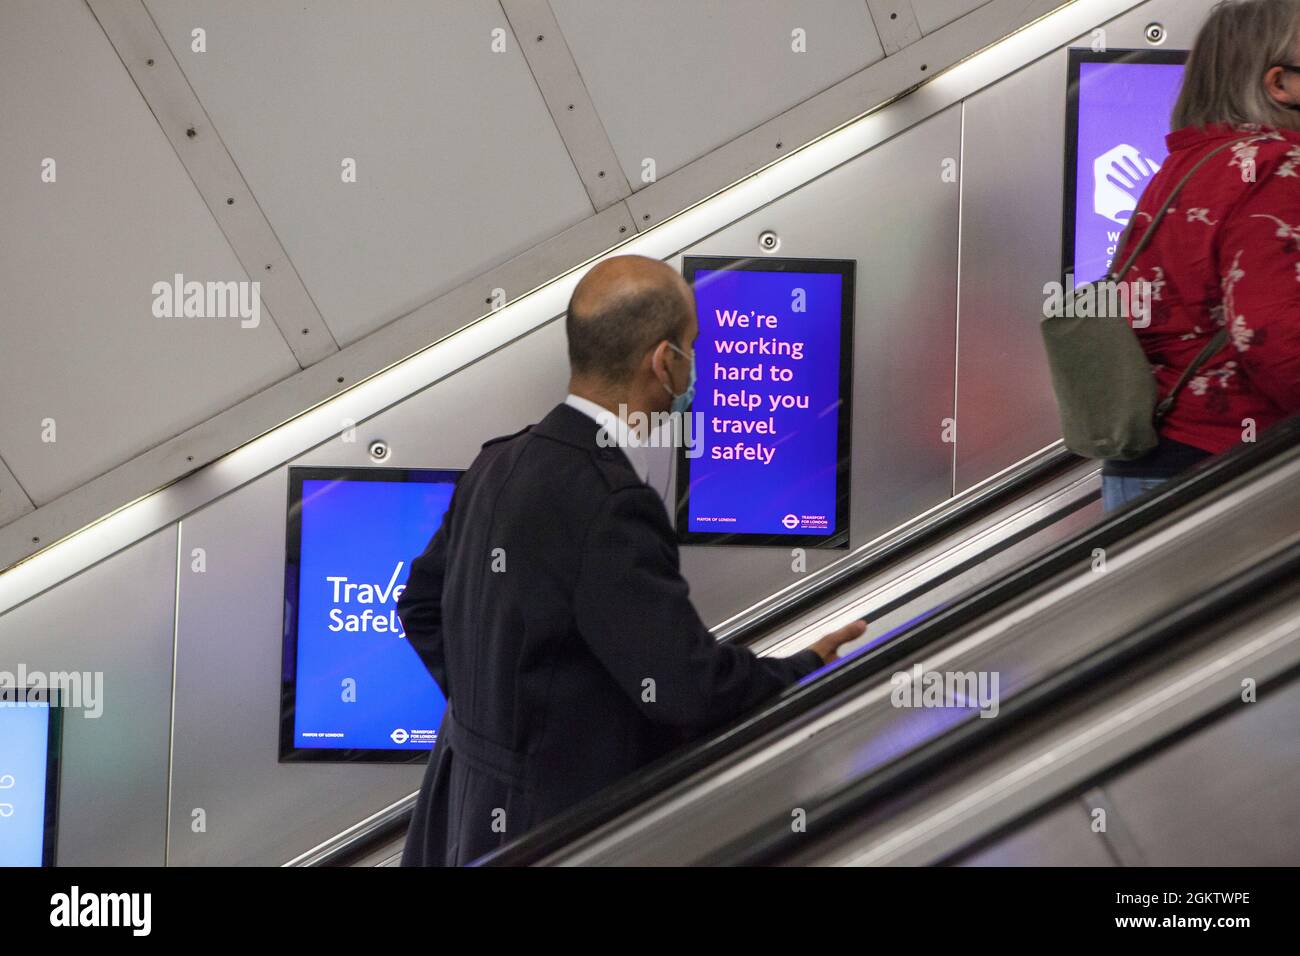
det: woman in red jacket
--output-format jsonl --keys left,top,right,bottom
{"left": 1103, "top": 0, "right": 1300, "bottom": 510}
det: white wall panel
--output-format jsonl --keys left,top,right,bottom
{"left": 144, "top": 0, "right": 595, "bottom": 347}
{"left": 0, "top": 528, "right": 177, "bottom": 865}
{"left": 914, "top": 0, "right": 994, "bottom": 35}
{"left": 552, "top": 0, "right": 884, "bottom": 187}
{"left": 0, "top": 0, "right": 299, "bottom": 505}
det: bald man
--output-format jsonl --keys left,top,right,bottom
{"left": 397, "top": 255, "right": 865, "bottom": 867}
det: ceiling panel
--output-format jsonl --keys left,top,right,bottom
{"left": 551, "top": 0, "right": 884, "bottom": 187}
{"left": 913, "top": 0, "right": 994, "bottom": 35}
{"left": 144, "top": 0, "right": 595, "bottom": 347}
{"left": 0, "top": 0, "right": 299, "bottom": 506}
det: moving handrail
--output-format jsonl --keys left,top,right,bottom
{"left": 480, "top": 413, "right": 1300, "bottom": 866}
{"left": 294, "top": 442, "right": 1085, "bottom": 866}
{"left": 707, "top": 537, "right": 1300, "bottom": 865}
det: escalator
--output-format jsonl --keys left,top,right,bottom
{"left": 298, "top": 414, "right": 1299, "bottom": 866}
{"left": 289, "top": 443, "right": 1099, "bottom": 866}
{"left": 500, "top": 416, "right": 1300, "bottom": 866}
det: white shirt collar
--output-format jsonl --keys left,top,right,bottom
{"left": 564, "top": 394, "right": 650, "bottom": 484}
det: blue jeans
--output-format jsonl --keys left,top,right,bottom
{"left": 1102, "top": 474, "right": 1168, "bottom": 512}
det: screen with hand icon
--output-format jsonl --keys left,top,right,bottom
{"left": 0, "top": 689, "right": 62, "bottom": 867}
{"left": 1064, "top": 49, "right": 1189, "bottom": 283}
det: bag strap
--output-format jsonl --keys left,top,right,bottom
{"left": 1107, "top": 134, "right": 1267, "bottom": 283}
{"left": 1154, "top": 326, "right": 1229, "bottom": 424}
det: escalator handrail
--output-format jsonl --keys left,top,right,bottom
{"left": 707, "top": 536, "right": 1300, "bottom": 865}
{"left": 301, "top": 440, "right": 1080, "bottom": 865}
{"left": 478, "top": 414, "right": 1300, "bottom": 866}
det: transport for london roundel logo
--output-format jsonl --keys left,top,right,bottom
{"left": 390, "top": 728, "right": 410, "bottom": 745}
{"left": 782, "top": 513, "right": 800, "bottom": 530}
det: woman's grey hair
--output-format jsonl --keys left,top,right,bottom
{"left": 1173, "top": 0, "right": 1300, "bottom": 130}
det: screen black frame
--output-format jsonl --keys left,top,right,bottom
{"left": 1062, "top": 47, "right": 1190, "bottom": 284}
{"left": 0, "top": 684, "right": 63, "bottom": 867}
{"left": 675, "top": 255, "right": 855, "bottom": 549}
{"left": 280, "top": 465, "right": 462, "bottom": 764}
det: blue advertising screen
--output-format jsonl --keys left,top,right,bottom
{"left": 281, "top": 468, "right": 459, "bottom": 761}
{"left": 1066, "top": 50, "right": 1188, "bottom": 282}
{"left": 677, "top": 258, "right": 853, "bottom": 547}
{"left": 0, "top": 696, "right": 60, "bottom": 866}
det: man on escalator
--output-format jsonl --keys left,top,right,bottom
{"left": 396, "top": 254, "right": 865, "bottom": 867}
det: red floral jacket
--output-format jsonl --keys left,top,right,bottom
{"left": 1117, "top": 122, "right": 1300, "bottom": 453}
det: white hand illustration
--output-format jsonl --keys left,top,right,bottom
{"left": 0, "top": 774, "right": 15, "bottom": 790}
{"left": 1093, "top": 144, "right": 1161, "bottom": 224}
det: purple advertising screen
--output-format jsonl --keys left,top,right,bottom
{"left": 281, "top": 467, "right": 459, "bottom": 762}
{"left": 1065, "top": 49, "right": 1188, "bottom": 283}
{"left": 677, "top": 257, "right": 853, "bottom": 548}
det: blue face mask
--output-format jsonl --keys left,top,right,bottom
{"left": 664, "top": 341, "right": 696, "bottom": 414}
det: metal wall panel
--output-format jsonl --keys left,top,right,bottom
{"left": 144, "top": 0, "right": 595, "bottom": 347}
{"left": 1091, "top": 0, "right": 1221, "bottom": 50}
{"left": 0, "top": 0, "right": 299, "bottom": 505}
{"left": 168, "top": 473, "right": 427, "bottom": 866}
{"left": 0, "top": 528, "right": 177, "bottom": 865}
{"left": 551, "top": 0, "right": 884, "bottom": 188}
{"left": 953, "top": 56, "right": 1068, "bottom": 492}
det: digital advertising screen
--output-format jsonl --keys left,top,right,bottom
{"left": 0, "top": 688, "right": 62, "bottom": 867}
{"left": 281, "top": 466, "right": 460, "bottom": 763}
{"left": 677, "top": 257, "right": 854, "bottom": 548}
{"left": 1064, "top": 48, "right": 1189, "bottom": 283}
